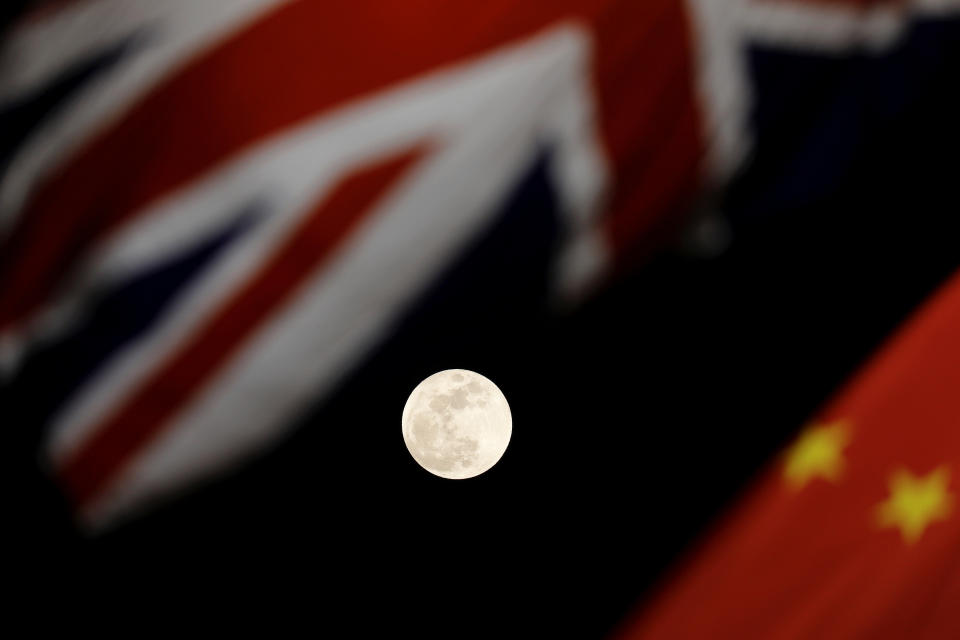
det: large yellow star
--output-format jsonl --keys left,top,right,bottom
{"left": 783, "top": 420, "right": 851, "bottom": 489}
{"left": 876, "top": 466, "right": 953, "bottom": 545}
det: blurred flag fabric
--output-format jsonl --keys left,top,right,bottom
{"left": 615, "top": 268, "right": 960, "bottom": 638}
{"left": 2, "top": 0, "right": 959, "bottom": 532}
{"left": 0, "top": 0, "right": 699, "bottom": 529}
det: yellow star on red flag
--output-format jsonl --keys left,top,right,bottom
{"left": 783, "top": 420, "right": 851, "bottom": 489}
{"left": 876, "top": 466, "right": 953, "bottom": 544}
{"left": 619, "top": 270, "right": 960, "bottom": 639}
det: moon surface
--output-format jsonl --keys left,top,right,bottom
{"left": 401, "top": 369, "right": 511, "bottom": 479}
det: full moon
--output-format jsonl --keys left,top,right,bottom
{"left": 401, "top": 369, "right": 512, "bottom": 479}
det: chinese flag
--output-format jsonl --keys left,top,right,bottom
{"left": 616, "top": 269, "right": 960, "bottom": 639}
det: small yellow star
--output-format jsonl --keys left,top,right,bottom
{"left": 783, "top": 420, "right": 851, "bottom": 489}
{"left": 876, "top": 466, "right": 953, "bottom": 545}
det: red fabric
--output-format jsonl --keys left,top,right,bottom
{"left": 0, "top": 0, "right": 702, "bottom": 331}
{"left": 617, "top": 269, "right": 960, "bottom": 640}
{"left": 60, "top": 145, "right": 426, "bottom": 509}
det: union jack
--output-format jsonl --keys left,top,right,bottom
{"left": 2, "top": 0, "right": 957, "bottom": 531}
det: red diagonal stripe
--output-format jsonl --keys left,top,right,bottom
{"left": 58, "top": 145, "right": 426, "bottom": 509}
{"left": 0, "top": 0, "right": 703, "bottom": 333}
{"left": 0, "top": 1, "right": 579, "bottom": 332}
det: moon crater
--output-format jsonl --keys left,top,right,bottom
{"left": 402, "top": 369, "right": 511, "bottom": 479}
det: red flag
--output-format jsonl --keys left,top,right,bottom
{"left": 617, "top": 269, "right": 960, "bottom": 639}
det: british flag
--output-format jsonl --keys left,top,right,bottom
{"left": 3, "top": 0, "right": 958, "bottom": 545}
